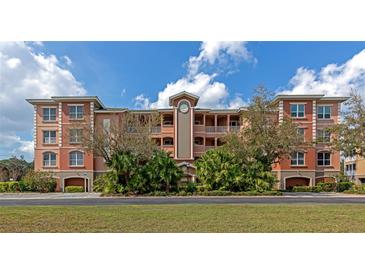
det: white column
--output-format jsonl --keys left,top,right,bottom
{"left": 33, "top": 105, "right": 37, "bottom": 148}
{"left": 58, "top": 102, "right": 62, "bottom": 147}
{"left": 312, "top": 100, "right": 317, "bottom": 142}
{"left": 337, "top": 102, "right": 341, "bottom": 124}
{"left": 278, "top": 100, "right": 284, "bottom": 124}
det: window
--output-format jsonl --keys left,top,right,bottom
{"left": 317, "top": 129, "right": 331, "bottom": 143}
{"left": 69, "top": 128, "right": 83, "bottom": 144}
{"left": 318, "top": 105, "right": 332, "bottom": 119}
{"left": 69, "top": 105, "right": 84, "bottom": 119}
{"left": 290, "top": 104, "right": 305, "bottom": 118}
{"left": 43, "top": 130, "right": 56, "bottom": 144}
{"left": 230, "top": 120, "right": 239, "bottom": 127}
{"left": 43, "top": 152, "right": 56, "bottom": 167}
{"left": 317, "top": 152, "right": 331, "bottom": 166}
{"left": 194, "top": 137, "right": 204, "bottom": 145}
{"left": 297, "top": 128, "right": 305, "bottom": 142}
{"left": 69, "top": 151, "right": 84, "bottom": 166}
{"left": 291, "top": 151, "right": 305, "bottom": 166}
{"left": 43, "top": 108, "right": 56, "bottom": 121}
{"left": 163, "top": 138, "right": 173, "bottom": 146}
{"left": 103, "top": 119, "right": 110, "bottom": 133}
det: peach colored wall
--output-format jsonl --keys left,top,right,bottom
{"left": 59, "top": 148, "right": 93, "bottom": 171}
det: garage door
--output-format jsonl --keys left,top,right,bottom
{"left": 64, "top": 177, "right": 86, "bottom": 191}
{"left": 285, "top": 177, "right": 310, "bottom": 190}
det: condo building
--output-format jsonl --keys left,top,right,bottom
{"left": 26, "top": 91, "right": 348, "bottom": 191}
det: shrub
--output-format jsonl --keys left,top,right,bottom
{"left": 23, "top": 170, "right": 56, "bottom": 192}
{"left": 184, "top": 181, "right": 197, "bottom": 193}
{"left": 65, "top": 186, "right": 84, "bottom": 193}
{"left": 93, "top": 172, "right": 118, "bottom": 193}
{"left": 292, "top": 186, "right": 321, "bottom": 193}
{"left": 0, "top": 181, "right": 20, "bottom": 192}
{"left": 317, "top": 182, "right": 337, "bottom": 192}
{"left": 337, "top": 182, "right": 354, "bottom": 192}
{"left": 292, "top": 186, "right": 313, "bottom": 192}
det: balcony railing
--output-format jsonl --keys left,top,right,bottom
{"left": 216, "top": 126, "right": 227, "bottom": 132}
{"left": 150, "top": 126, "right": 161, "bottom": 133}
{"left": 230, "top": 126, "right": 240, "bottom": 132}
{"left": 205, "top": 126, "right": 216, "bottom": 133}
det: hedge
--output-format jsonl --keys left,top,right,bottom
{"left": 65, "top": 186, "right": 84, "bottom": 193}
{"left": 292, "top": 186, "right": 321, "bottom": 193}
{"left": 0, "top": 181, "right": 20, "bottom": 192}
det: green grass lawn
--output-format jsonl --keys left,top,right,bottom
{"left": 1, "top": 204, "right": 365, "bottom": 232}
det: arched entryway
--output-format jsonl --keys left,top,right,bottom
{"left": 285, "top": 177, "right": 310, "bottom": 190}
{"left": 64, "top": 177, "right": 88, "bottom": 192}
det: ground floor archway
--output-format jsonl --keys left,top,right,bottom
{"left": 64, "top": 177, "right": 88, "bottom": 192}
{"left": 285, "top": 177, "right": 310, "bottom": 190}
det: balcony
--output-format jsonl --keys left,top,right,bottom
{"left": 205, "top": 126, "right": 228, "bottom": 133}
{"left": 150, "top": 126, "right": 161, "bottom": 134}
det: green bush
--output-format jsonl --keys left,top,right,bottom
{"left": 93, "top": 172, "right": 118, "bottom": 193}
{"left": 343, "top": 184, "right": 365, "bottom": 194}
{"left": 0, "top": 181, "right": 20, "bottom": 192}
{"left": 292, "top": 186, "right": 321, "bottom": 192}
{"left": 23, "top": 170, "right": 56, "bottom": 192}
{"left": 292, "top": 186, "right": 313, "bottom": 192}
{"left": 337, "top": 182, "right": 354, "bottom": 192}
{"left": 183, "top": 181, "right": 197, "bottom": 193}
{"left": 317, "top": 182, "right": 337, "bottom": 192}
{"left": 65, "top": 186, "right": 84, "bottom": 193}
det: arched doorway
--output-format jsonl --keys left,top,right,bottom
{"left": 285, "top": 177, "right": 310, "bottom": 190}
{"left": 64, "top": 177, "right": 87, "bottom": 192}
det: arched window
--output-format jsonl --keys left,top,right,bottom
{"left": 43, "top": 152, "right": 56, "bottom": 167}
{"left": 69, "top": 151, "right": 84, "bottom": 166}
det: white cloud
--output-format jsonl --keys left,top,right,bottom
{"left": 150, "top": 73, "right": 228, "bottom": 109}
{"left": 280, "top": 49, "right": 365, "bottom": 96}
{"left": 145, "top": 41, "right": 254, "bottom": 109}
{"left": 187, "top": 41, "right": 256, "bottom": 76}
{"left": 134, "top": 94, "right": 151, "bottom": 109}
{"left": 0, "top": 42, "right": 86, "bottom": 160}
{"left": 6, "top": 57, "right": 21, "bottom": 69}
{"left": 63, "top": 55, "right": 72, "bottom": 66}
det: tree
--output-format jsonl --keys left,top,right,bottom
{"left": 82, "top": 112, "right": 160, "bottom": 164}
{"left": 196, "top": 148, "right": 276, "bottom": 192}
{"left": 144, "top": 150, "right": 183, "bottom": 192}
{"left": 196, "top": 149, "right": 245, "bottom": 191}
{"left": 0, "top": 156, "right": 32, "bottom": 181}
{"left": 330, "top": 91, "right": 365, "bottom": 157}
{"left": 224, "top": 85, "right": 302, "bottom": 171}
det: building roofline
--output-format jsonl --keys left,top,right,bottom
{"left": 26, "top": 96, "right": 106, "bottom": 109}
{"left": 51, "top": 96, "right": 106, "bottom": 108}
{"left": 169, "top": 91, "right": 199, "bottom": 106}
{"left": 271, "top": 93, "right": 349, "bottom": 105}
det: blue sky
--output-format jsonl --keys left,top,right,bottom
{"left": 41, "top": 41, "right": 365, "bottom": 108}
{"left": 1, "top": 41, "right": 365, "bottom": 160}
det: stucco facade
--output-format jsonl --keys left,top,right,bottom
{"left": 26, "top": 91, "right": 348, "bottom": 191}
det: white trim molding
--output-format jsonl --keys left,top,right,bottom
{"left": 312, "top": 100, "right": 316, "bottom": 142}
{"left": 58, "top": 102, "right": 62, "bottom": 147}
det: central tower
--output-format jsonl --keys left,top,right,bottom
{"left": 169, "top": 91, "right": 199, "bottom": 161}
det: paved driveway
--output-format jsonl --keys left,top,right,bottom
{"left": 0, "top": 192, "right": 365, "bottom": 206}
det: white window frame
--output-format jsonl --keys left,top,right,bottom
{"left": 297, "top": 128, "right": 305, "bottom": 142}
{"left": 103, "top": 119, "right": 111, "bottom": 133}
{"left": 42, "top": 107, "right": 57, "bottom": 122}
{"left": 43, "top": 130, "right": 57, "bottom": 144}
{"left": 317, "top": 105, "right": 332, "bottom": 119}
{"left": 291, "top": 151, "right": 305, "bottom": 166}
{"left": 69, "top": 104, "right": 84, "bottom": 120}
{"left": 317, "top": 152, "right": 331, "bottom": 166}
{"left": 290, "top": 103, "right": 306, "bottom": 118}
{"left": 69, "top": 128, "right": 83, "bottom": 144}
{"left": 43, "top": 152, "right": 56, "bottom": 167}
{"left": 317, "top": 129, "right": 331, "bottom": 143}
{"left": 69, "top": 151, "right": 84, "bottom": 167}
